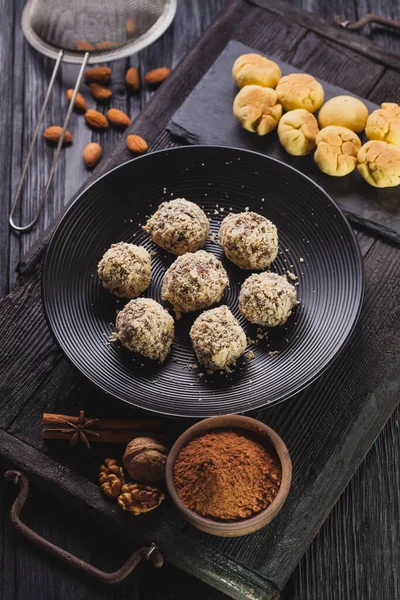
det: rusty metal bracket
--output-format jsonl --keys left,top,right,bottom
{"left": 4, "top": 470, "right": 163, "bottom": 584}
{"left": 333, "top": 13, "right": 400, "bottom": 33}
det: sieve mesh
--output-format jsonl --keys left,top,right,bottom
{"left": 22, "top": 0, "right": 177, "bottom": 62}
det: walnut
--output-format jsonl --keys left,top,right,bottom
{"left": 123, "top": 437, "right": 168, "bottom": 482}
{"left": 117, "top": 483, "right": 165, "bottom": 516}
{"left": 99, "top": 458, "right": 125, "bottom": 498}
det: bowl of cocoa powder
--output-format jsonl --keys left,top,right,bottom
{"left": 166, "top": 415, "right": 292, "bottom": 537}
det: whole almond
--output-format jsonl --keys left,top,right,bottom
{"left": 83, "top": 142, "right": 102, "bottom": 169}
{"left": 74, "top": 40, "right": 94, "bottom": 51}
{"left": 107, "top": 108, "right": 131, "bottom": 128}
{"left": 84, "top": 67, "right": 112, "bottom": 85}
{"left": 44, "top": 126, "right": 72, "bottom": 145}
{"left": 125, "top": 67, "right": 140, "bottom": 92}
{"left": 144, "top": 67, "right": 171, "bottom": 84}
{"left": 90, "top": 83, "right": 112, "bottom": 101}
{"left": 66, "top": 89, "right": 87, "bottom": 111}
{"left": 84, "top": 110, "right": 109, "bottom": 129}
{"left": 126, "top": 17, "right": 136, "bottom": 37}
{"left": 95, "top": 41, "right": 120, "bottom": 50}
{"left": 126, "top": 135, "right": 148, "bottom": 154}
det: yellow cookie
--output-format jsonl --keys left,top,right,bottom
{"left": 314, "top": 126, "right": 361, "bottom": 177}
{"left": 232, "top": 53, "right": 281, "bottom": 89}
{"left": 365, "top": 103, "right": 400, "bottom": 147}
{"left": 357, "top": 140, "right": 400, "bottom": 187}
{"left": 278, "top": 109, "right": 319, "bottom": 156}
{"left": 276, "top": 73, "right": 324, "bottom": 113}
{"left": 318, "top": 95, "right": 368, "bottom": 133}
{"left": 233, "top": 85, "right": 282, "bottom": 135}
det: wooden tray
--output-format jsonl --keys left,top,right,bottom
{"left": 1, "top": 1, "right": 399, "bottom": 598}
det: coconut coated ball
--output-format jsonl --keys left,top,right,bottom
{"left": 143, "top": 198, "right": 209, "bottom": 256}
{"left": 357, "top": 140, "right": 400, "bottom": 188}
{"left": 161, "top": 250, "right": 229, "bottom": 316}
{"left": 277, "top": 109, "right": 319, "bottom": 156}
{"left": 318, "top": 95, "right": 368, "bottom": 133}
{"left": 314, "top": 126, "right": 361, "bottom": 177}
{"left": 239, "top": 272, "right": 297, "bottom": 327}
{"left": 365, "top": 103, "right": 400, "bottom": 147}
{"left": 233, "top": 85, "right": 282, "bottom": 136}
{"left": 115, "top": 298, "right": 174, "bottom": 362}
{"left": 276, "top": 73, "right": 324, "bottom": 113}
{"left": 97, "top": 242, "right": 151, "bottom": 298}
{"left": 190, "top": 306, "right": 247, "bottom": 371}
{"left": 219, "top": 211, "right": 278, "bottom": 270}
{"left": 232, "top": 53, "right": 281, "bottom": 89}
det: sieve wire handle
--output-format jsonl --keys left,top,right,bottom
{"left": 9, "top": 51, "right": 90, "bottom": 233}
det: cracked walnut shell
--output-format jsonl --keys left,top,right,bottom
{"left": 277, "top": 109, "right": 319, "bottom": 156}
{"left": 232, "top": 53, "right": 281, "bottom": 89}
{"left": 123, "top": 437, "right": 168, "bottom": 482}
{"left": 276, "top": 73, "right": 324, "bottom": 113}
{"left": 314, "top": 126, "right": 361, "bottom": 177}
{"left": 118, "top": 483, "right": 165, "bottom": 515}
{"left": 357, "top": 140, "right": 400, "bottom": 188}
{"left": 365, "top": 103, "right": 400, "bottom": 147}
{"left": 99, "top": 459, "right": 125, "bottom": 498}
{"left": 233, "top": 85, "right": 282, "bottom": 135}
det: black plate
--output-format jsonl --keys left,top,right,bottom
{"left": 42, "top": 146, "right": 363, "bottom": 418}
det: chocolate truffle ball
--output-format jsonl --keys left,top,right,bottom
{"left": 233, "top": 85, "right": 282, "bottom": 135}
{"left": 276, "top": 73, "right": 324, "bottom": 113}
{"left": 318, "top": 95, "right": 368, "bottom": 133}
{"left": 239, "top": 272, "right": 297, "bottom": 327}
{"left": 115, "top": 298, "right": 174, "bottom": 362}
{"left": 219, "top": 211, "right": 278, "bottom": 270}
{"left": 97, "top": 242, "right": 151, "bottom": 298}
{"left": 161, "top": 250, "right": 229, "bottom": 316}
{"left": 143, "top": 198, "right": 209, "bottom": 255}
{"left": 277, "top": 109, "right": 319, "bottom": 156}
{"left": 190, "top": 306, "right": 247, "bottom": 371}
{"left": 232, "top": 53, "right": 281, "bottom": 89}
{"left": 357, "top": 140, "right": 400, "bottom": 188}
{"left": 314, "top": 126, "right": 361, "bottom": 177}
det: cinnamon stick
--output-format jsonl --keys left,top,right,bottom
{"left": 42, "top": 429, "right": 164, "bottom": 443}
{"left": 42, "top": 414, "right": 161, "bottom": 431}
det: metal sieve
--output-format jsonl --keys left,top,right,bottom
{"left": 10, "top": 0, "right": 177, "bottom": 232}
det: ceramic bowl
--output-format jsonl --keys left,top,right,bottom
{"left": 165, "top": 414, "right": 292, "bottom": 537}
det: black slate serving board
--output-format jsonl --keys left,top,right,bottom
{"left": 168, "top": 39, "right": 400, "bottom": 244}
{"left": 1, "top": 1, "right": 400, "bottom": 599}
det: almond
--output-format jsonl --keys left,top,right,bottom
{"left": 107, "top": 108, "right": 131, "bottom": 129}
{"left": 126, "top": 18, "right": 136, "bottom": 37}
{"left": 84, "top": 110, "right": 109, "bottom": 129}
{"left": 66, "top": 89, "right": 87, "bottom": 111}
{"left": 126, "top": 135, "right": 148, "bottom": 154}
{"left": 125, "top": 66, "right": 140, "bottom": 92}
{"left": 144, "top": 67, "right": 171, "bottom": 84}
{"left": 74, "top": 40, "right": 94, "bottom": 51}
{"left": 83, "top": 142, "right": 102, "bottom": 169}
{"left": 84, "top": 67, "right": 112, "bottom": 85}
{"left": 90, "top": 83, "right": 112, "bottom": 101}
{"left": 44, "top": 126, "right": 72, "bottom": 145}
{"left": 95, "top": 41, "right": 120, "bottom": 51}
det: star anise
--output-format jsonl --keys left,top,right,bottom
{"left": 51, "top": 410, "right": 100, "bottom": 449}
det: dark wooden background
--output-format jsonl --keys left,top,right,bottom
{"left": 1, "top": 0, "right": 399, "bottom": 598}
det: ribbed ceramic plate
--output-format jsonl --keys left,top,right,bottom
{"left": 42, "top": 146, "right": 363, "bottom": 418}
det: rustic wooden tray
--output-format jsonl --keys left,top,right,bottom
{"left": 1, "top": 1, "right": 399, "bottom": 599}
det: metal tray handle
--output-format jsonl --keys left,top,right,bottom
{"left": 4, "top": 470, "right": 163, "bottom": 584}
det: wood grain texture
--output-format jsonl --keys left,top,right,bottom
{"left": 0, "top": 1, "right": 399, "bottom": 599}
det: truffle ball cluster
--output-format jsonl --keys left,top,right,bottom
{"left": 190, "top": 306, "right": 247, "bottom": 371}
{"left": 162, "top": 250, "right": 229, "bottom": 316}
{"left": 97, "top": 242, "right": 151, "bottom": 298}
{"left": 115, "top": 298, "right": 174, "bottom": 362}
{"left": 239, "top": 272, "right": 297, "bottom": 327}
{"left": 143, "top": 198, "right": 209, "bottom": 255}
{"left": 219, "top": 211, "right": 278, "bottom": 270}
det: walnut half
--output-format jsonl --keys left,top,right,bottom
{"left": 99, "top": 458, "right": 125, "bottom": 498}
{"left": 118, "top": 483, "right": 165, "bottom": 516}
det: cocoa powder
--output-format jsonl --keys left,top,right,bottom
{"left": 173, "top": 429, "right": 282, "bottom": 521}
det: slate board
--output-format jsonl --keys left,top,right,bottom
{"left": 1, "top": 2, "right": 400, "bottom": 599}
{"left": 168, "top": 39, "right": 400, "bottom": 244}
